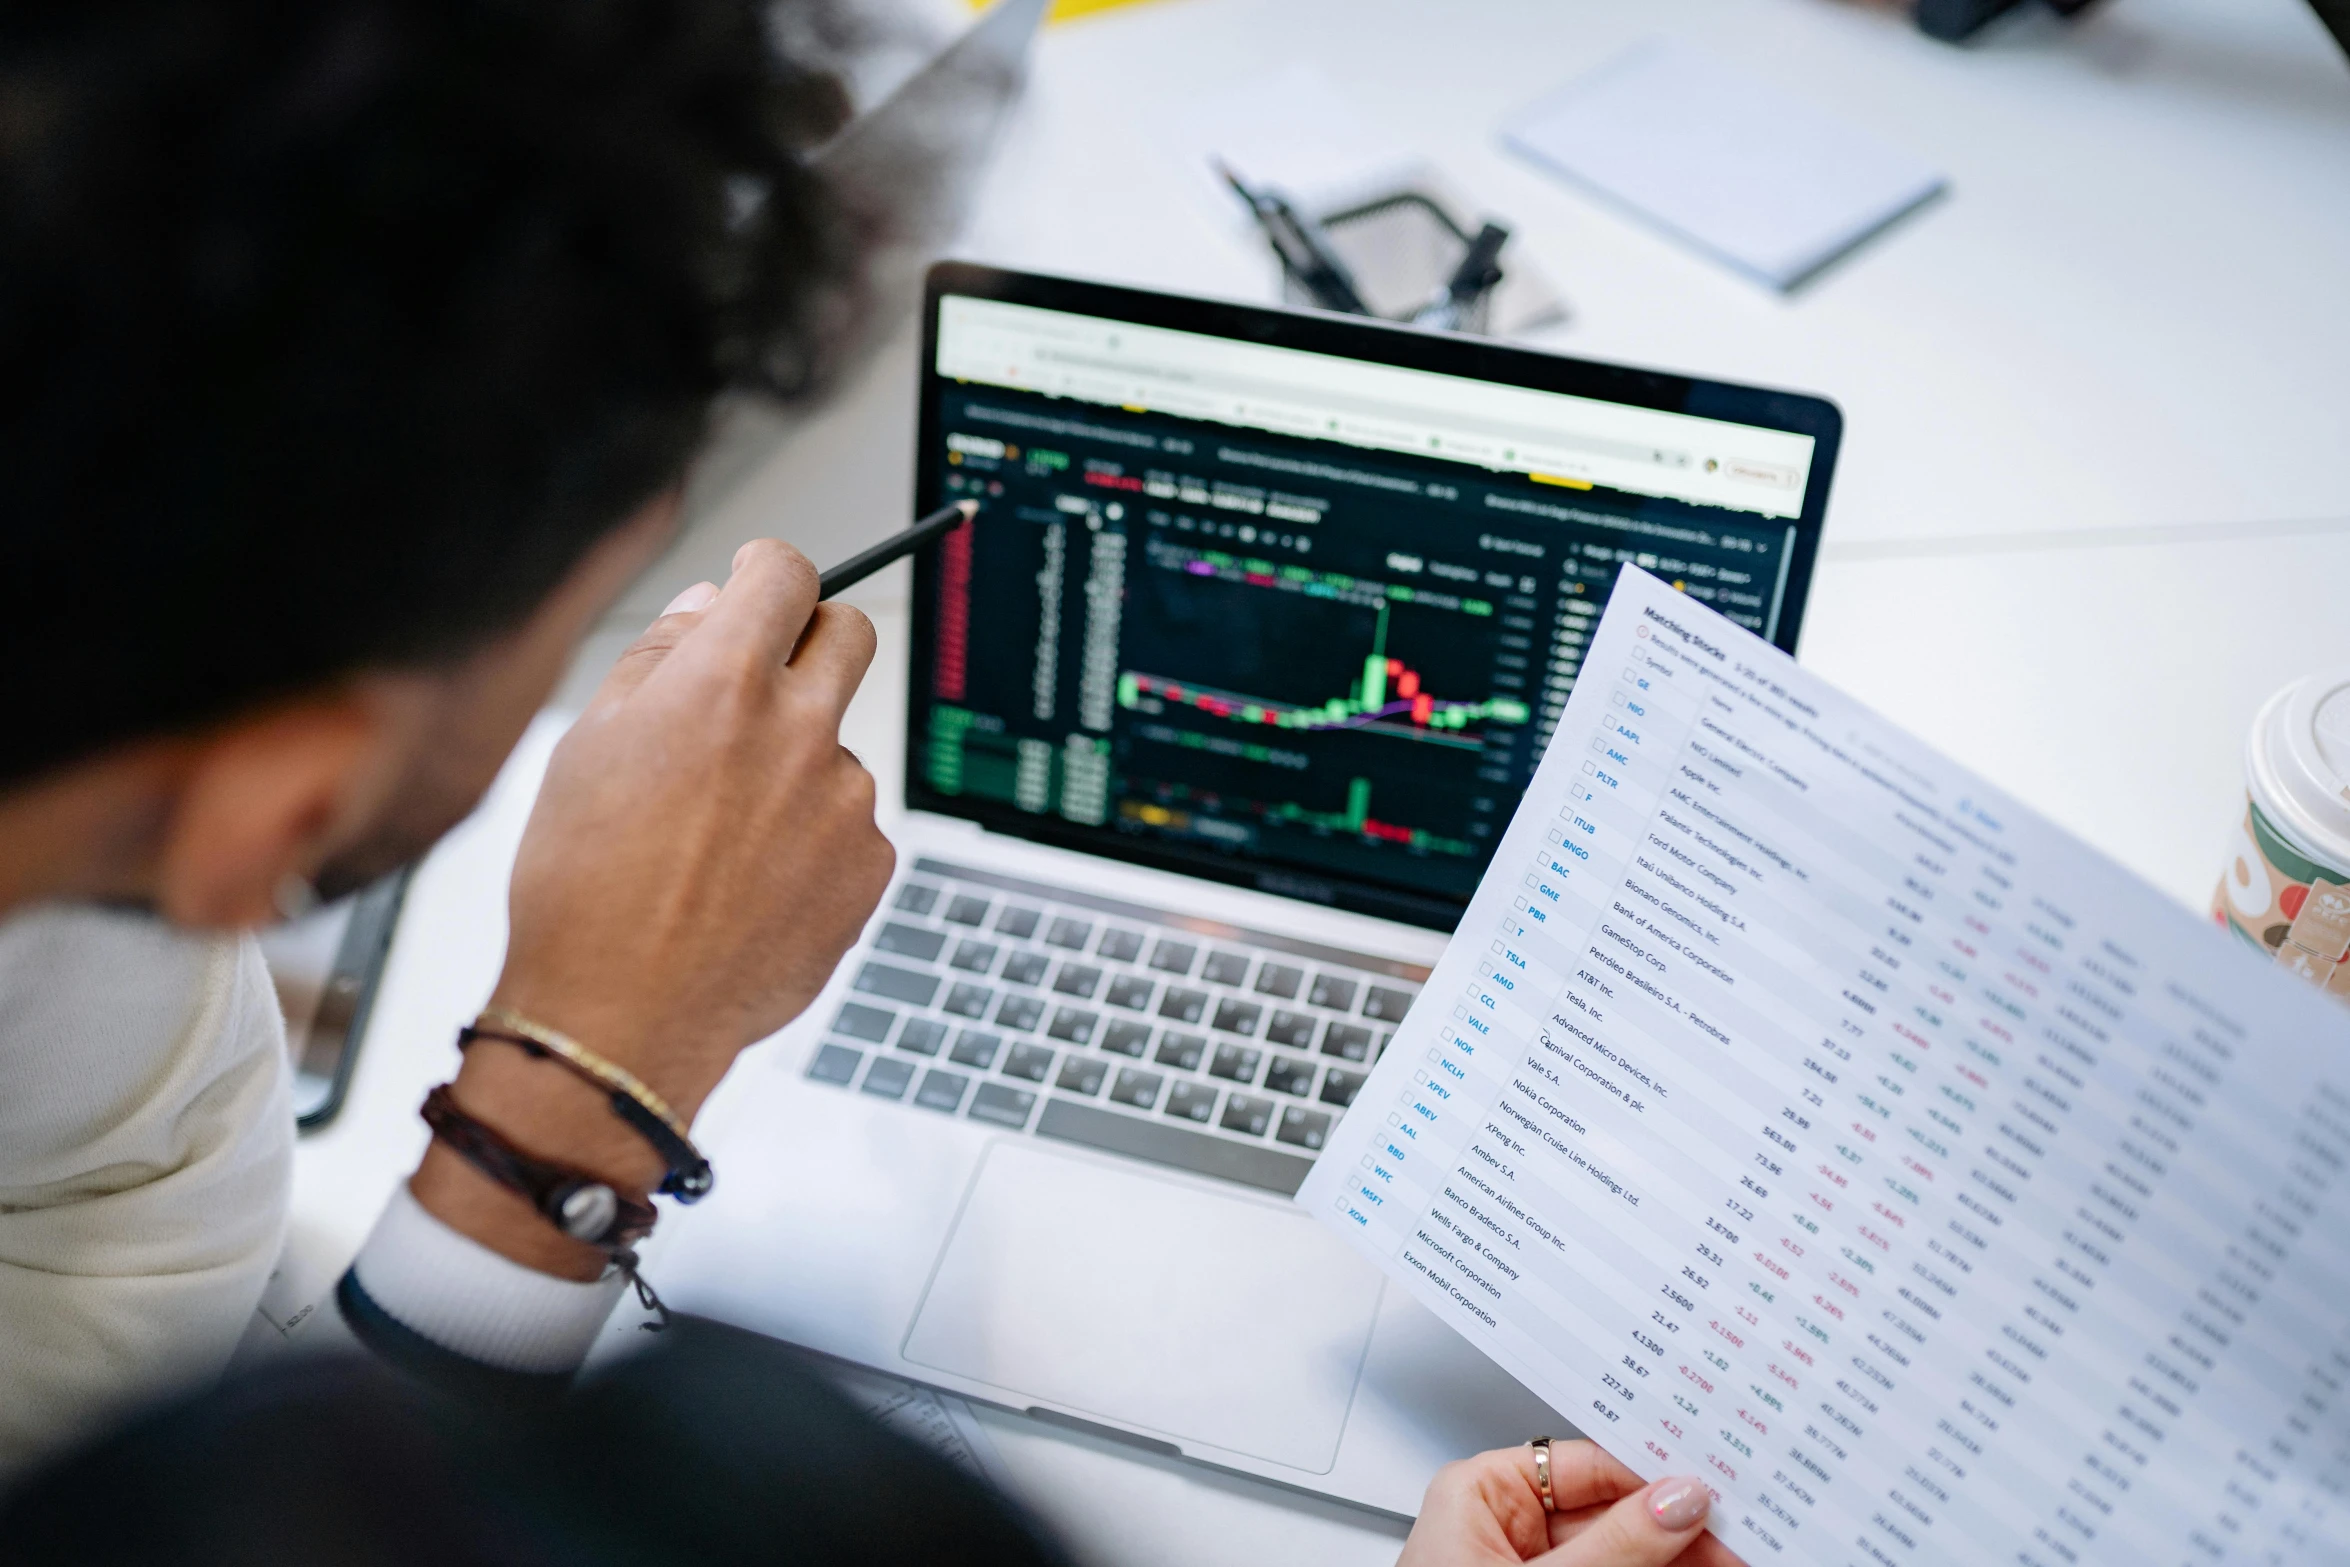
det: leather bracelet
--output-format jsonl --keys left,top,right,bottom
{"left": 461, "top": 1009, "right": 715, "bottom": 1203}
{"left": 420, "top": 1084, "right": 660, "bottom": 1249}
{"left": 420, "top": 1084, "right": 672, "bottom": 1332}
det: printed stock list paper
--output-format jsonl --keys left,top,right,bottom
{"left": 1301, "top": 568, "right": 2350, "bottom": 1567}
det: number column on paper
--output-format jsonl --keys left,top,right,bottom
{"left": 1336, "top": 645, "right": 1701, "bottom": 1404}
{"left": 1569, "top": 662, "right": 1891, "bottom": 1542}
{"left": 1477, "top": 648, "right": 1752, "bottom": 1464}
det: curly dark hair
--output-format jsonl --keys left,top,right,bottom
{"left": 0, "top": 0, "right": 858, "bottom": 788}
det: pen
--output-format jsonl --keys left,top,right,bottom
{"left": 1215, "top": 161, "right": 1370, "bottom": 317}
{"left": 1411, "top": 221, "right": 1511, "bottom": 333}
{"left": 819, "top": 499, "right": 979, "bottom": 599}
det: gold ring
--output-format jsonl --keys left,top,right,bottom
{"left": 1530, "top": 1436, "right": 1556, "bottom": 1513}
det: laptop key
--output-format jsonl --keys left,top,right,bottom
{"left": 855, "top": 962, "right": 940, "bottom": 1007}
{"left": 1275, "top": 1105, "right": 1333, "bottom": 1151}
{"left": 1164, "top": 1081, "right": 1217, "bottom": 1123}
{"left": 1210, "top": 998, "right": 1262, "bottom": 1036}
{"left": 1054, "top": 1055, "right": 1107, "bottom": 1096}
{"left": 1209, "top": 1042, "right": 1261, "bottom": 1084}
{"left": 1264, "top": 1057, "right": 1317, "bottom": 1097}
{"left": 1220, "top": 1093, "right": 1274, "bottom": 1137}
{"left": 1320, "top": 1021, "right": 1373, "bottom": 1061}
{"left": 1104, "top": 974, "right": 1156, "bottom": 1011}
{"left": 893, "top": 882, "right": 939, "bottom": 915}
{"left": 994, "top": 994, "right": 1045, "bottom": 1032}
{"left": 808, "top": 1043, "right": 862, "bottom": 1084}
{"left": 1153, "top": 1032, "right": 1205, "bottom": 1071}
{"left": 1095, "top": 928, "right": 1145, "bottom": 962}
{"left": 1100, "top": 1020, "right": 1152, "bottom": 1057}
{"left": 1002, "top": 1041, "right": 1056, "bottom": 1082}
{"left": 897, "top": 1017, "right": 949, "bottom": 1056}
{"left": 1308, "top": 974, "right": 1358, "bottom": 1011}
{"left": 1363, "top": 985, "right": 1417, "bottom": 1022}
{"left": 999, "top": 951, "right": 1051, "bottom": 986}
{"left": 1045, "top": 916, "right": 1093, "bottom": 950}
{"left": 1148, "top": 940, "right": 1198, "bottom": 975}
{"left": 1253, "top": 963, "right": 1303, "bottom": 1000}
{"left": 948, "top": 1030, "right": 1001, "bottom": 1070}
{"left": 968, "top": 1081, "right": 1037, "bottom": 1129}
{"left": 862, "top": 1057, "right": 915, "bottom": 1100}
{"left": 944, "top": 894, "right": 991, "bottom": 927}
{"left": 1046, "top": 1007, "right": 1099, "bottom": 1045}
{"left": 995, "top": 906, "right": 1041, "bottom": 939}
{"left": 949, "top": 940, "right": 999, "bottom": 973}
{"left": 831, "top": 1003, "right": 894, "bottom": 1043}
{"left": 873, "top": 923, "right": 947, "bottom": 962}
{"left": 1320, "top": 1067, "right": 1366, "bottom": 1108}
{"left": 1158, "top": 987, "right": 1207, "bottom": 1024}
{"left": 1200, "top": 951, "right": 1251, "bottom": 986}
{"left": 915, "top": 1069, "right": 970, "bottom": 1113}
{"left": 942, "top": 982, "right": 992, "bottom": 1018}
{"left": 1052, "top": 963, "right": 1103, "bottom": 1000}
{"left": 1108, "top": 1067, "right": 1164, "bottom": 1110}
{"left": 1264, "top": 1010, "right": 1316, "bottom": 1048}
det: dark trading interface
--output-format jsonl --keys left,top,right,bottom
{"left": 918, "top": 383, "right": 1800, "bottom": 907}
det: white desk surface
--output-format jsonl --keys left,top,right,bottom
{"left": 292, "top": 3, "right": 2350, "bottom": 1563}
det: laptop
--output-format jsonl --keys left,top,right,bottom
{"left": 652, "top": 263, "right": 1842, "bottom": 1515}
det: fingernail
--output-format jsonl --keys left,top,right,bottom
{"left": 661, "top": 581, "right": 718, "bottom": 616}
{"left": 1649, "top": 1478, "right": 1710, "bottom": 1531}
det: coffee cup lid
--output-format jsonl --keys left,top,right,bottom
{"left": 2249, "top": 670, "right": 2350, "bottom": 871}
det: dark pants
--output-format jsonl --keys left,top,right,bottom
{"left": 0, "top": 1318, "right": 1072, "bottom": 1567}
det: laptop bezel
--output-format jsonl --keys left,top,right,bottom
{"left": 906, "top": 261, "right": 1843, "bottom": 931}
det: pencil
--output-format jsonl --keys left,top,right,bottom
{"left": 818, "top": 499, "right": 980, "bottom": 599}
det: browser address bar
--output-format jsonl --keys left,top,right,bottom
{"left": 1030, "top": 345, "right": 1697, "bottom": 473}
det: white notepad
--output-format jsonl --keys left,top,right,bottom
{"left": 1303, "top": 567, "right": 2350, "bottom": 1564}
{"left": 1503, "top": 43, "right": 1946, "bottom": 290}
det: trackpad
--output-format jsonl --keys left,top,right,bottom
{"left": 903, "top": 1140, "right": 1384, "bottom": 1473}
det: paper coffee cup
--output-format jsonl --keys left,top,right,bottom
{"left": 2214, "top": 670, "right": 2350, "bottom": 997}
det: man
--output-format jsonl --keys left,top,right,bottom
{"left": 0, "top": 0, "right": 892, "bottom": 1461}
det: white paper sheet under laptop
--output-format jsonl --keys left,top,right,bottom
{"left": 1303, "top": 567, "right": 2350, "bottom": 1565}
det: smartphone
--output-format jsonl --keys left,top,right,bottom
{"left": 255, "top": 869, "right": 411, "bottom": 1132}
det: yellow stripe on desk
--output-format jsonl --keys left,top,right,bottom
{"left": 972, "top": 0, "right": 1172, "bottom": 19}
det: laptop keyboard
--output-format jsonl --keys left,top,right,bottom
{"left": 801, "top": 857, "right": 1428, "bottom": 1196}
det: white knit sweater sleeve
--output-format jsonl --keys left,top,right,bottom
{"left": 0, "top": 906, "right": 293, "bottom": 1475}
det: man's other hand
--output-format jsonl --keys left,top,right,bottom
{"left": 416, "top": 539, "right": 893, "bottom": 1272}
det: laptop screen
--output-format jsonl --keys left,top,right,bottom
{"left": 908, "top": 266, "right": 1841, "bottom": 929}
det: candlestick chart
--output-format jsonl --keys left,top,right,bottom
{"left": 1116, "top": 542, "right": 1529, "bottom": 865}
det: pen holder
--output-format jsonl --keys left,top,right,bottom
{"left": 1275, "top": 180, "right": 1568, "bottom": 338}
{"left": 1281, "top": 191, "right": 1493, "bottom": 332}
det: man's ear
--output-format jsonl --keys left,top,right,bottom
{"left": 152, "top": 691, "right": 396, "bottom": 929}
